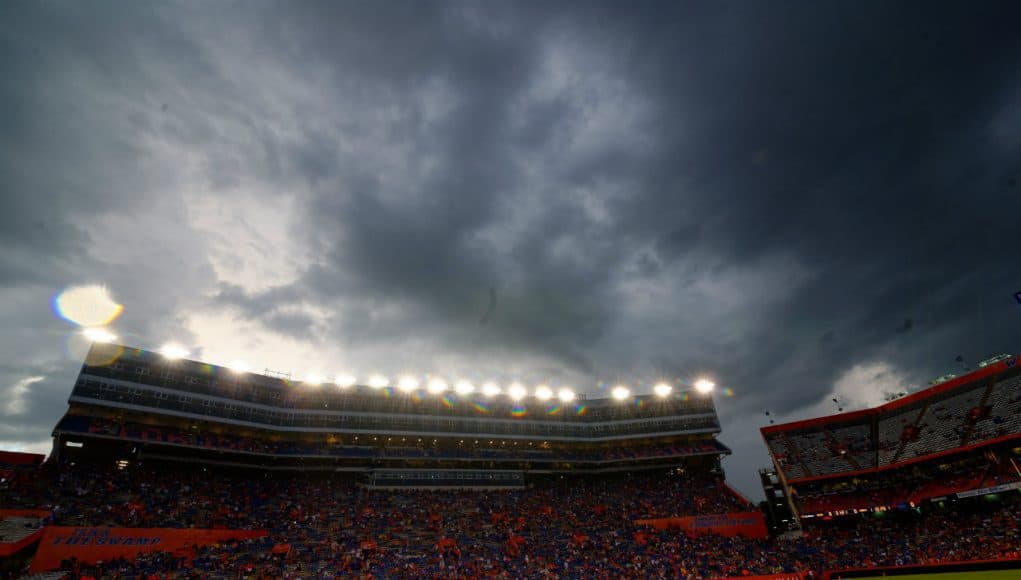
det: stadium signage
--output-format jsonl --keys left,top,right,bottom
{"left": 29, "top": 527, "right": 267, "bottom": 572}
{"left": 634, "top": 510, "right": 768, "bottom": 539}
{"left": 955, "top": 481, "right": 1020, "bottom": 499}
{"left": 48, "top": 528, "right": 161, "bottom": 546}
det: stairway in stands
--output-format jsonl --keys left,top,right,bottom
{"left": 958, "top": 382, "right": 995, "bottom": 447}
{"left": 891, "top": 399, "right": 931, "bottom": 465}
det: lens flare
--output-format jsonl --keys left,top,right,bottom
{"left": 472, "top": 402, "right": 490, "bottom": 414}
{"left": 510, "top": 405, "right": 527, "bottom": 417}
{"left": 547, "top": 404, "right": 562, "bottom": 415}
{"left": 574, "top": 404, "right": 587, "bottom": 416}
{"left": 441, "top": 394, "right": 455, "bottom": 408}
{"left": 723, "top": 387, "right": 735, "bottom": 397}
{"left": 53, "top": 285, "right": 124, "bottom": 327}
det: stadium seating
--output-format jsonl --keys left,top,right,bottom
{"left": 5, "top": 457, "right": 1019, "bottom": 578}
{"left": 768, "top": 365, "right": 1021, "bottom": 483}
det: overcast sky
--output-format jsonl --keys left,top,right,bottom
{"left": 2, "top": 1, "right": 1020, "bottom": 498}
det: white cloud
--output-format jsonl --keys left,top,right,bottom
{"left": 5, "top": 376, "right": 45, "bottom": 415}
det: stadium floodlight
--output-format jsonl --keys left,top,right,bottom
{"left": 507, "top": 383, "right": 527, "bottom": 401}
{"left": 429, "top": 378, "right": 451, "bottom": 394}
{"left": 611, "top": 385, "right": 630, "bottom": 400}
{"left": 227, "top": 360, "right": 249, "bottom": 373}
{"left": 334, "top": 374, "right": 357, "bottom": 388}
{"left": 304, "top": 373, "right": 323, "bottom": 386}
{"left": 694, "top": 378, "right": 716, "bottom": 394}
{"left": 653, "top": 382, "right": 673, "bottom": 397}
{"left": 368, "top": 374, "right": 390, "bottom": 389}
{"left": 482, "top": 382, "right": 501, "bottom": 397}
{"left": 453, "top": 380, "right": 473, "bottom": 395}
{"left": 397, "top": 375, "right": 419, "bottom": 392}
{"left": 82, "top": 327, "right": 117, "bottom": 343}
{"left": 534, "top": 385, "right": 553, "bottom": 401}
{"left": 557, "top": 388, "right": 576, "bottom": 402}
{"left": 159, "top": 343, "right": 189, "bottom": 359}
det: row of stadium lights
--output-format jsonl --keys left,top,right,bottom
{"left": 82, "top": 330, "right": 717, "bottom": 401}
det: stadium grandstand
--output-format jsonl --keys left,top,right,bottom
{"left": 0, "top": 344, "right": 1018, "bottom": 578}
{"left": 762, "top": 353, "right": 1021, "bottom": 521}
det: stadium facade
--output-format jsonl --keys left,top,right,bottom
{"left": 762, "top": 354, "right": 1021, "bottom": 521}
{"left": 52, "top": 343, "right": 732, "bottom": 486}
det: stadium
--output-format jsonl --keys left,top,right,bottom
{"left": 0, "top": 344, "right": 1017, "bottom": 578}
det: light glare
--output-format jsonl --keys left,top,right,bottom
{"left": 453, "top": 380, "right": 474, "bottom": 395}
{"left": 557, "top": 388, "right": 576, "bottom": 402}
{"left": 305, "top": 373, "right": 323, "bottom": 386}
{"left": 82, "top": 327, "right": 117, "bottom": 343}
{"left": 482, "top": 382, "right": 501, "bottom": 397}
{"left": 228, "top": 360, "right": 249, "bottom": 373}
{"left": 508, "top": 383, "right": 527, "bottom": 401}
{"left": 429, "top": 378, "right": 451, "bottom": 394}
{"left": 159, "top": 343, "right": 189, "bottom": 359}
{"left": 695, "top": 378, "right": 716, "bottom": 393}
{"left": 534, "top": 385, "right": 553, "bottom": 401}
{"left": 654, "top": 383, "right": 673, "bottom": 397}
{"left": 335, "top": 374, "right": 357, "bottom": 388}
{"left": 611, "top": 386, "right": 630, "bottom": 400}
{"left": 368, "top": 374, "right": 390, "bottom": 389}
{"left": 398, "top": 375, "right": 420, "bottom": 392}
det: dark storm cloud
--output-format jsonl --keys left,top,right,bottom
{"left": 2, "top": 1, "right": 1020, "bottom": 495}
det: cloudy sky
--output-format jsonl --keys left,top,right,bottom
{"left": 2, "top": 1, "right": 1019, "bottom": 498}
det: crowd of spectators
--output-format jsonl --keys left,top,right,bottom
{"left": 3, "top": 460, "right": 1019, "bottom": 579}
{"left": 795, "top": 458, "right": 1021, "bottom": 514}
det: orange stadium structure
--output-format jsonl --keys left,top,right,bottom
{"left": 762, "top": 355, "right": 1021, "bottom": 520}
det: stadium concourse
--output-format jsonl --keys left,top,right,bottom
{"left": 0, "top": 345, "right": 1018, "bottom": 579}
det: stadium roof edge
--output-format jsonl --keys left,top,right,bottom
{"left": 760, "top": 354, "right": 1018, "bottom": 435}
{"left": 84, "top": 342, "right": 719, "bottom": 406}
